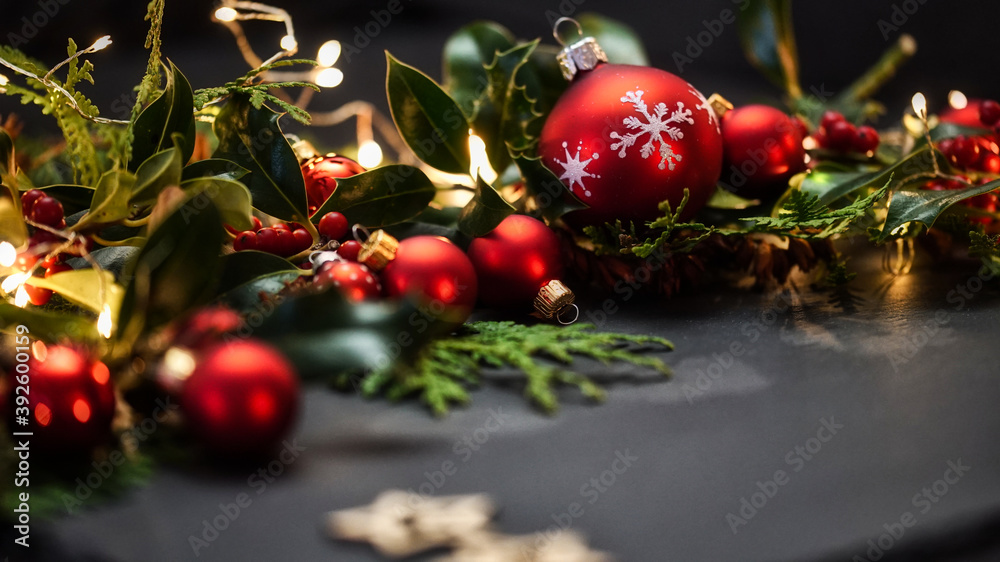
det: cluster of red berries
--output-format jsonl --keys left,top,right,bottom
{"left": 978, "top": 99, "right": 1000, "bottom": 130}
{"left": 232, "top": 218, "right": 314, "bottom": 258}
{"left": 812, "top": 111, "right": 880, "bottom": 155}
{"left": 17, "top": 189, "right": 81, "bottom": 306}
{"left": 938, "top": 136, "right": 1000, "bottom": 174}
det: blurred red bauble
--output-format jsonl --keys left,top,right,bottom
{"left": 539, "top": 63, "right": 722, "bottom": 227}
{"left": 301, "top": 154, "right": 366, "bottom": 215}
{"left": 382, "top": 236, "right": 478, "bottom": 323}
{"left": 12, "top": 345, "right": 115, "bottom": 453}
{"left": 181, "top": 340, "right": 299, "bottom": 456}
{"left": 467, "top": 215, "right": 563, "bottom": 308}
{"left": 315, "top": 260, "right": 382, "bottom": 302}
{"left": 720, "top": 104, "right": 806, "bottom": 199}
{"left": 939, "top": 100, "right": 985, "bottom": 128}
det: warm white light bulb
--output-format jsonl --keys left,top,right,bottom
{"left": 317, "top": 40, "right": 342, "bottom": 67}
{"left": 948, "top": 90, "right": 968, "bottom": 110}
{"left": 2, "top": 271, "right": 30, "bottom": 293}
{"left": 911, "top": 92, "right": 927, "bottom": 118}
{"left": 98, "top": 304, "right": 112, "bottom": 339}
{"left": 0, "top": 74, "right": 9, "bottom": 86}
{"left": 357, "top": 140, "right": 383, "bottom": 168}
{"left": 89, "top": 35, "right": 112, "bottom": 52}
{"left": 280, "top": 34, "right": 298, "bottom": 51}
{"left": 468, "top": 133, "right": 498, "bottom": 184}
{"left": 0, "top": 241, "right": 16, "bottom": 267}
{"left": 215, "top": 7, "right": 238, "bottom": 22}
{"left": 14, "top": 285, "right": 29, "bottom": 308}
{"left": 315, "top": 67, "right": 344, "bottom": 88}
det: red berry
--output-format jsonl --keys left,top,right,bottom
{"left": 950, "top": 136, "right": 980, "bottom": 168}
{"left": 337, "top": 240, "right": 362, "bottom": 262}
{"left": 317, "top": 212, "right": 349, "bottom": 241}
{"left": 854, "top": 126, "right": 880, "bottom": 154}
{"left": 251, "top": 217, "right": 263, "bottom": 231}
{"left": 820, "top": 111, "right": 845, "bottom": 131}
{"left": 792, "top": 117, "right": 810, "bottom": 141}
{"left": 24, "top": 276, "right": 52, "bottom": 306}
{"left": 224, "top": 224, "right": 240, "bottom": 236}
{"left": 275, "top": 228, "right": 297, "bottom": 257}
{"left": 14, "top": 251, "right": 39, "bottom": 272}
{"left": 980, "top": 100, "right": 1000, "bottom": 127}
{"left": 980, "top": 153, "right": 1000, "bottom": 174}
{"left": 811, "top": 129, "right": 828, "bottom": 148}
{"left": 827, "top": 121, "right": 857, "bottom": 152}
{"left": 31, "top": 195, "right": 64, "bottom": 227}
{"left": 255, "top": 228, "right": 279, "bottom": 255}
{"left": 234, "top": 231, "right": 258, "bottom": 251}
{"left": 292, "top": 228, "right": 313, "bottom": 253}
{"left": 21, "top": 189, "right": 45, "bottom": 217}
{"left": 46, "top": 263, "right": 73, "bottom": 277}
{"left": 272, "top": 223, "right": 291, "bottom": 232}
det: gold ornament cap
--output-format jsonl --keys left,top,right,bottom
{"left": 533, "top": 280, "right": 579, "bottom": 324}
{"left": 356, "top": 228, "right": 399, "bottom": 271}
{"left": 553, "top": 18, "right": 608, "bottom": 81}
{"left": 706, "top": 93, "right": 733, "bottom": 119}
{"left": 291, "top": 138, "right": 320, "bottom": 162}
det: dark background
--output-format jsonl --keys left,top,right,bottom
{"left": 3, "top": 0, "right": 1000, "bottom": 143}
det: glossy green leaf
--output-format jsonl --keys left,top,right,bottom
{"left": 0, "top": 197, "right": 28, "bottom": 247}
{"left": 523, "top": 45, "right": 569, "bottom": 124}
{"left": 472, "top": 41, "right": 542, "bottom": 172}
{"left": 131, "top": 145, "right": 183, "bottom": 205}
{"left": 926, "top": 122, "right": 991, "bottom": 144}
{"left": 131, "top": 61, "right": 196, "bottom": 170}
{"left": 25, "top": 269, "right": 124, "bottom": 318}
{"left": 212, "top": 94, "right": 313, "bottom": 232}
{"left": 182, "top": 159, "right": 250, "bottom": 182}
{"left": 707, "top": 187, "right": 760, "bottom": 210}
{"left": 738, "top": 0, "right": 801, "bottom": 98}
{"left": 0, "top": 127, "right": 13, "bottom": 175}
{"left": 578, "top": 13, "right": 650, "bottom": 66}
{"left": 181, "top": 177, "right": 254, "bottom": 231}
{"left": 877, "top": 179, "right": 1000, "bottom": 242}
{"left": 442, "top": 21, "right": 516, "bottom": 117}
{"left": 0, "top": 302, "right": 99, "bottom": 343}
{"left": 216, "top": 270, "right": 302, "bottom": 314}
{"left": 802, "top": 147, "right": 945, "bottom": 205}
{"left": 386, "top": 53, "right": 471, "bottom": 174}
{"left": 458, "top": 175, "right": 515, "bottom": 237}
{"left": 385, "top": 207, "right": 464, "bottom": 247}
{"left": 75, "top": 170, "right": 136, "bottom": 228}
{"left": 510, "top": 151, "right": 588, "bottom": 221}
{"left": 68, "top": 246, "right": 140, "bottom": 282}
{"left": 313, "top": 165, "right": 437, "bottom": 228}
{"left": 217, "top": 251, "right": 300, "bottom": 297}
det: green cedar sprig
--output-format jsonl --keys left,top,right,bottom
{"left": 193, "top": 59, "right": 320, "bottom": 124}
{"left": 743, "top": 180, "right": 890, "bottom": 239}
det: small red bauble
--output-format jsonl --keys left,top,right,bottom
{"left": 181, "top": 340, "right": 299, "bottom": 456}
{"left": 12, "top": 346, "right": 115, "bottom": 453}
{"left": 539, "top": 64, "right": 722, "bottom": 226}
{"left": 467, "top": 215, "right": 563, "bottom": 308}
{"left": 719, "top": 104, "right": 806, "bottom": 199}
{"left": 940, "top": 100, "right": 985, "bottom": 128}
{"left": 382, "top": 236, "right": 478, "bottom": 323}
{"left": 315, "top": 261, "right": 382, "bottom": 302}
{"left": 301, "top": 154, "right": 366, "bottom": 215}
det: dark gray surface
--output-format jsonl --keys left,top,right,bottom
{"left": 14, "top": 247, "right": 1000, "bottom": 561}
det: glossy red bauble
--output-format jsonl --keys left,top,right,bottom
{"left": 12, "top": 346, "right": 115, "bottom": 453}
{"left": 467, "top": 215, "right": 563, "bottom": 308}
{"left": 181, "top": 340, "right": 299, "bottom": 456}
{"left": 720, "top": 104, "right": 806, "bottom": 199}
{"left": 539, "top": 64, "right": 723, "bottom": 226}
{"left": 301, "top": 154, "right": 366, "bottom": 215}
{"left": 315, "top": 261, "right": 382, "bottom": 302}
{"left": 382, "top": 236, "right": 478, "bottom": 323}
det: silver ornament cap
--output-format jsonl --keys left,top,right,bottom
{"left": 553, "top": 17, "right": 608, "bottom": 81}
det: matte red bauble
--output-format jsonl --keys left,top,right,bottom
{"left": 539, "top": 64, "right": 723, "bottom": 227}
{"left": 13, "top": 346, "right": 115, "bottom": 453}
{"left": 181, "top": 340, "right": 299, "bottom": 456}
{"left": 315, "top": 261, "right": 382, "bottom": 302}
{"left": 720, "top": 104, "right": 806, "bottom": 199}
{"left": 382, "top": 236, "right": 478, "bottom": 323}
{"left": 301, "top": 154, "right": 366, "bottom": 215}
{"left": 467, "top": 215, "right": 563, "bottom": 308}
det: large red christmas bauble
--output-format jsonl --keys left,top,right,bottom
{"left": 720, "top": 104, "right": 806, "bottom": 199}
{"left": 382, "top": 236, "right": 478, "bottom": 323}
{"left": 467, "top": 215, "right": 563, "bottom": 308}
{"left": 301, "top": 154, "right": 366, "bottom": 216}
{"left": 181, "top": 340, "right": 299, "bottom": 456}
{"left": 13, "top": 346, "right": 115, "bottom": 453}
{"left": 539, "top": 64, "right": 723, "bottom": 227}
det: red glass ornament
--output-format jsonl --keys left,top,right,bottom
{"left": 11, "top": 346, "right": 115, "bottom": 452}
{"left": 301, "top": 154, "right": 366, "bottom": 214}
{"left": 719, "top": 104, "right": 806, "bottom": 199}
{"left": 315, "top": 261, "right": 382, "bottom": 302}
{"left": 181, "top": 340, "right": 299, "bottom": 456}
{"left": 382, "top": 236, "right": 478, "bottom": 323}
{"left": 940, "top": 101, "right": 985, "bottom": 128}
{"left": 539, "top": 64, "right": 722, "bottom": 226}
{"left": 467, "top": 215, "right": 563, "bottom": 308}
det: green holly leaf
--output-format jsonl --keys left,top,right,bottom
{"left": 522, "top": 45, "right": 569, "bottom": 124}
{"left": 707, "top": 186, "right": 760, "bottom": 210}
{"left": 458, "top": 175, "right": 515, "bottom": 237}
{"left": 384, "top": 207, "right": 464, "bottom": 247}
{"left": 131, "top": 61, "right": 196, "bottom": 170}
{"left": 23, "top": 269, "right": 124, "bottom": 318}
{"left": 131, "top": 144, "right": 183, "bottom": 206}
{"left": 75, "top": 170, "right": 136, "bottom": 228}
{"left": 802, "top": 146, "right": 944, "bottom": 204}
{"left": 180, "top": 177, "right": 254, "bottom": 232}
{"left": 312, "top": 165, "right": 437, "bottom": 228}
{"left": 877, "top": 179, "right": 1000, "bottom": 242}
{"left": 0, "top": 197, "right": 28, "bottom": 248}
{"left": 442, "top": 21, "right": 516, "bottom": 117}
{"left": 216, "top": 270, "right": 302, "bottom": 314}
{"left": 182, "top": 159, "right": 250, "bottom": 182}
{"left": 510, "top": 150, "right": 588, "bottom": 221}
{"left": 738, "top": 0, "right": 802, "bottom": 99}
{"left": 216, "top": 251, "right": 301, "bottom": 297}
{"left": 578, "top": 13, "right": 650, "bottom": 66}
{"left": 386, "top": 53, "right": 471, "bottom": 174}
{"left": 0, "top": 302, "right": 99, "bottom": 343}
{"left": 213, "top": 94, "right": 314, "bottom": 234}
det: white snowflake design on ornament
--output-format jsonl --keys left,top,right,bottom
{"left": 688, "top": 85, "right": 719, "bottom": 133}
{"left": 610, "top": 89, "right": 694, "bottom": 171}
{"left": 553, "top": 141, "right": 601, "bottom": 197}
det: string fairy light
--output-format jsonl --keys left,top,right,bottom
{"left": 0, "top": 241, "right": 16, "bottom": 267}
{"left": 948, "top": 90, "right": 968, "bottom": 110}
